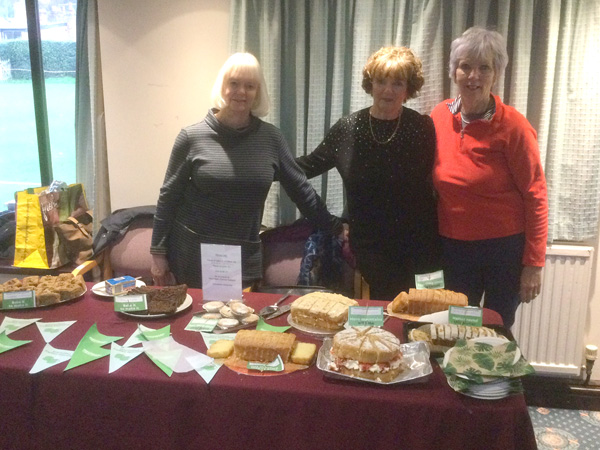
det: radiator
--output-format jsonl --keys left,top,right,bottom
{"left": 512, "top": 244, "right": 594, "bottom": 376}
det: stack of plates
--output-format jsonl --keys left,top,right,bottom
{"left": 447, "top": 374, "right": 524, "bottom": 400}
{"left": 461, "top": 377, "right": 522, "bottom": 400}
{"left": 443, "top": 337, "right": 527, "bottom": 400}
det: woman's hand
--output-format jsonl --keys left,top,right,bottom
{"left": 520, "top": 265, "right": 543, "bottom": 303}
{"left": 338, "top": 223, "right": 350, "bottom": 241}
{"left": 151, "top": 254, "right": 176, "bottom": 286}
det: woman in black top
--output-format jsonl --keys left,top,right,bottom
{"left": 296, "top": 47, "right": 440, "bottom": 300}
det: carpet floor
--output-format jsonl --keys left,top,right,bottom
{"left": 528, "top": 406, "right": 600, "bottom": 449}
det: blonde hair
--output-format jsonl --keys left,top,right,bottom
{"left": 362, "top": 46, "right": 424, "bottom": 100}
{"left": 210, "top": 52, "right": 270, "bottom": 117}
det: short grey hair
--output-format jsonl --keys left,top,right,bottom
{"left": 210, "top": 52, "right": 270, "bottom": 117}
{"left": 448, "top": 27, "right": 508, "bottom": 82}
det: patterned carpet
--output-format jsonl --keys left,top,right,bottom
{"left": 528, "top": 406, "right": 600, "bottom": 449}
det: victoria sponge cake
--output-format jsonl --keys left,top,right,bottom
{"left": 328, "top": 327, "right": 405, "bottom": 382}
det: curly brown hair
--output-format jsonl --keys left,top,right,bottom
{"left": 362, "top": 47, "right": 424, "bottom": 100}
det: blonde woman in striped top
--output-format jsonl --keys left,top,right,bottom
{"left": 150, "top": 53, "right": 342, "bottom": 288}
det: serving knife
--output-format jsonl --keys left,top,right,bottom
{"left": 212, "top": 304, "right": 291, "bottom": 334}
{"left": 264, "top": 304, "right": 291, "bottom": 320}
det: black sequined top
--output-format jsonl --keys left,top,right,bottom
{"left": 296, "top": 107, "right": 438, "bottom": 255}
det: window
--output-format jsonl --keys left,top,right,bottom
{"left": 0, "top": 0, "right": 77, "bottom": 209}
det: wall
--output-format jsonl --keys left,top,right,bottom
{"left": 97, "top": 0, "right": 230, "bottom": 211}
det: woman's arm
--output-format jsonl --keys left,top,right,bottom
{"left": 295, "top": 121, "right": 343, "bottom": 179}
{"left": 505, "top": 117, "right": 548, "bottom": 268}
{"left": 504, "top": 112, "right": 548, "bottom": 302}
{"left": 275, "top": 133, "right": 343, "bottom": 234}
{"left": 149, "top": 129, "right": 193, "bottom": 283}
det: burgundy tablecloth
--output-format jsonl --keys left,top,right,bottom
{"left": 0, "top": 285, "right": 536, "bottom": 450}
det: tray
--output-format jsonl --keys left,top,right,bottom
{"left": 403, "top": 321, "right": 515, "bottom": 357}
{"left": 0, "top": 284, "right": 87, "bottom": 310}
{"left": 316, "top": 339, "right": 432, "bottom": 385}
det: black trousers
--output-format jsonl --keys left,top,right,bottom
{"left": 441, "top": 234, "right": 525, "bottom": 328}
{"left": 356, "top": 235, "right": 442, "bottom": 301}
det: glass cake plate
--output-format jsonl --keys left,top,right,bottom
{"left": 287, "top": 315, "right": 340, "bottom": 339}
{"left": 316, "top": 339, "right": 432, "bottom": 385}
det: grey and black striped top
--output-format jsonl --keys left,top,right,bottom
{"left": 151, "top": 109, "right": 341, "bottom": 282}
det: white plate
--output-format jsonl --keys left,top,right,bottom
{"left": 92, "top": 280, "right": 146, "bottom": 297}
{"left": 460, "top": 390, "right": 511, "bottom": 400}
{"left": 317, "top": 340, "right": 432, "bottom": 385}
{"left": 119, "top": 294, "right": 192, "bottom": 319}
{"left": 463, "top": 382, "right": 522, "bottom": 400}
{"left": 468, "top": 383, "right": 511, "bottom": 395}
{"left": 286, "top": 315, "right": 340, "bottom": 338}
{"left": 418, "top": 310, "right": 449, "bottom": 324}
{"left": 446, "top": 375, "right": 519, "bottom": 400}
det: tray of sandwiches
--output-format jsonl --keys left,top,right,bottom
{"left": 118, "top": 284, "right": 192, "bottom": 319}
{"left": 287, "top": 291, "right": 358, "bottom": 338}
{"left": 317, "top": 326, "right": 432, "bottom": 385}
{"left": 405, "top": 322, "right": 514, "bottom": 356}
{"left": 0, "top": 274, "right": 87, "bottom": 309}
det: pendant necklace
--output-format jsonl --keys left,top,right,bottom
{"left": 369, "top": 111, "right": 402, "bottom": 145}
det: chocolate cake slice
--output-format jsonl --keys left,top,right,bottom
{"left": 128, "top": 284, "right": 188, "bottom": 314}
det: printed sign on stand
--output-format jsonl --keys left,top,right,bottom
{"left": 201, "top": 244, "right": 242, "bottom": 302}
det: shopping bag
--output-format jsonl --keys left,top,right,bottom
{"left": 13, "top": 187, "right": 49, "bottom": 268}
{"left": 13, "top": 183, "right": 93, "bottom": 269}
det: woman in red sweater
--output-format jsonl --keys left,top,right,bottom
{"left": 431, "top": 27, "right": 548, "bottom": 328}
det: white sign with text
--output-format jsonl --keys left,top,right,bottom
{"left": 201, "top": 243, "right": 242, "bottom": 302}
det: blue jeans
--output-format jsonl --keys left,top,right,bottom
{"left": 441, "top": 234, "right": 525, "bottom": 328}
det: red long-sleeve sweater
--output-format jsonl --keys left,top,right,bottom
{"left": 431, "top": 95, "right": 548, "bottom": 267}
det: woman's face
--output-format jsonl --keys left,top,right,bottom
{"left": 454, "top": 55, "right": 496, "bottom": 107}
{"left": 222, "top": 73, "right": 259, "bottom": 115}
{"left": 371, "top": 76, "right": 408, "bottom": 116}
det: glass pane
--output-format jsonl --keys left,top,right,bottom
{"left": 0, "top": 1, "right": 41, "bottom": 208}
{"left": 40, "top": 0, "right": 77, "bottom": 187}
{"left": 0, "top": 0, "right": 77, "bottom": 210}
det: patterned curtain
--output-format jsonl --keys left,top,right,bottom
{"left": 230, "top": 0, "right": 600, "bottom": 242}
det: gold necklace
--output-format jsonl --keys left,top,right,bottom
{"left": 369, "top": 112, "right": 401, "bottom": 144}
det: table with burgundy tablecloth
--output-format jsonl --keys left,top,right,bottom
{"left": 0, "top": 284, "right": 536, "bottom": 450}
